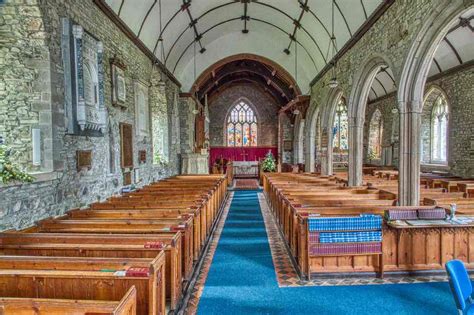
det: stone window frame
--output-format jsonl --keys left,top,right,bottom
{"left": 332, "top": 97, "right": 349, "bottom": 154}
{"left": 368, "top": 108, "right": 384, "bottom": 160}
{"left": 421, "top": 86, "right": 450, "bottom": 167}
{"left": 430, "top": 96, "right": 449, "bottom": 164}
{"left": 134, "top": 80, "right": 151, "bottom": 139}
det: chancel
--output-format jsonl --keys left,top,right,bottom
{"left": 0, "top": 0, "right": 473, "bottom": 314}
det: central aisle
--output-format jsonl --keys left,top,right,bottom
{"left": 196, "top": 190, "right": 454, "bottom": 314}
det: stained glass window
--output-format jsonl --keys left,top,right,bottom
{"left": 431, "top": 96, "right": 448, "bottom": 162}
{"left": 368, "top": 109, "right": 383, "bottom": 159}
{"left": 227, "top": 101, "right": 257, "bottom": 147}
{"left": 332, "top": 98, "right": 348, "bottom": 152}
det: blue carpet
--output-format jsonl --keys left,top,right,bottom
{"left": 197, "top": 190, "right": 456, "bottom": 315}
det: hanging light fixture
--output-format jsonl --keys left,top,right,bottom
{"left": 155, "top": 0, "right": 165, "bottom": 85}
{"left": 327, "top": 0, "right": 338, "bottom": 89}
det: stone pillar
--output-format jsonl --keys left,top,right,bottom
{"left": 277, "top": 112, "right": 283, "bottom": 172}
{"left": 398, "top": 102, "right": 422, "bottom": 206}
{"left": 319, "top": 127, "right": 332, "bottom": 176}
{"left": 320, "top": 151, "right": 329, "bottom": 175}
{"left": 348, "top": 116, "right": 364, "bottom": 186}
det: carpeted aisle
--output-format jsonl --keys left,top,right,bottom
{"left": 197, "top": 190, "right": 455, "bottom": 315}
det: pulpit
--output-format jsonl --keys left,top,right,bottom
{"left": 181, "top": 152, "right": 209, "bottom": 174}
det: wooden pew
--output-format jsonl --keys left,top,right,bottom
{"left": 439, "top": 179, "right": 474, "bottom": 192}
{"left": 26, "top": 217, "right": 195, "bottom": 281}
{"left": 0, "top": 286, "right": 137, "bottom": 315}
{"left": 0, "top": 254, "right": 166, "bottom": 315}
{"left": 0, "top": 232, "right": 182, "bottom": 311}
{"left": 458, "top": 182, "right": 474, "bottom": 198}
{"left": 68, "top": 207, "right": 206, "bottom": 260}
{"left": 263, "top": 172, "right": 474, "bottom": 279}
{"left": 0, "top": 174, "right": 228, "bottom": 314}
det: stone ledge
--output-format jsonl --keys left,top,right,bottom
{"left": 0, "top": 170, "right": 60, "bottom": 189}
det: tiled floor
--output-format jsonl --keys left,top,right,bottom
{"left": 233, "top": 179, "right": 260, "bottom": 190}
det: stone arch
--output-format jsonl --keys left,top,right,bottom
{"left": 347, "top": 54, "right": 395, "bottom": 186}
{"left": 223, "top": 97, "right": 260, "bottom": 147}
{"left": 397, "top": 0, "right": 472, "bottom": 205}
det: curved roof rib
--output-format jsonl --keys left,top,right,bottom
{"left": 102, "top": 0, "right": 384, "bottom": 92}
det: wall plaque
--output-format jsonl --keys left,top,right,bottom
{"left": 111, "top": 57, "right": 127, "bottom": 108}
{"left": 76, "top": 150, "right": 92, "bottom": 171}
{"left": 283, "top": 140, "right": 293, "bottom": 151}
{"left": 123, "top": 171, "right": 132, "bottom": 186}
{"left": 135, "top": 80, "right": 150, "bottom": 137}
{"left": 62, "top": 18, "right": 106, "bottom": 136}
{"left": 120, "top": 123, "right": 134, "bottom": 169}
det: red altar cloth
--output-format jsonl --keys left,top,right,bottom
{"left": 210, "top": 146, "right": 277, "bottom": 165}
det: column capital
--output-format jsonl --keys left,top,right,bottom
{"left": 398, "top": 99, "right": 422, "bottom": 114}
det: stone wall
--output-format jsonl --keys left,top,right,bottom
{"left": 208, "top": 83, "right": 280, "bottom": 147}
{"left": 0, "top": 0, "right": 182, "bottom": 230}
{"left": 0, "top": 1, "right": 53, "bottom": 171}
{"left": 281, "top": 114, "right": 294, "bottom": 164}
{"left": 363, "top": 64, "right": 474, "bottom": 176}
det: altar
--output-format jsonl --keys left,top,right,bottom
{"left": 233, "top": 161, "right": 259, "bottom": 178}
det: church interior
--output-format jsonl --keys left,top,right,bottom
{"left": 1, "top": 0, "right": 474, "bottom": 314}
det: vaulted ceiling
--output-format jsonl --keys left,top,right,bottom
{"left": 103, "top": 0, "right": 386, "bottom": 92}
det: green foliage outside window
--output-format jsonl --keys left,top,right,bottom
{"left": 154, "top": 152, "right": 168, "bottom": 166}
{"left": 0, "top": 144, "right": 35, "bottom": 184}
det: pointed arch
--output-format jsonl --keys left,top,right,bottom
{"left": 347, "top": 54, "right": 395, "bottom": 186}
{"left": 397, "top": 1, "right": 471, "bottom": 205}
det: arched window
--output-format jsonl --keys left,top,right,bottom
{"left": 431, "top": 95, "right": 448, "bottom": 162}
{"left": 368, "top": 109, "right": 383, "bottom": 159}
{"left": 332, "top": 98, "right": 348, "bottom": 152}
{"left": 226, "top": 101, "right": 257, "bottom": 147}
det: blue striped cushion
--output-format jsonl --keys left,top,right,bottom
{"left": 308, "top": 214, "right": 382, "bottom": 232}
{"left": 318, "top": 231, "right": 382, "bottom": 243}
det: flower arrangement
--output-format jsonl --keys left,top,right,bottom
{"left": 0, "top": 144, "right": 35, "bottom": 184}
{"left": 262, "top": 151, "right": 276, "bottom": 172}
